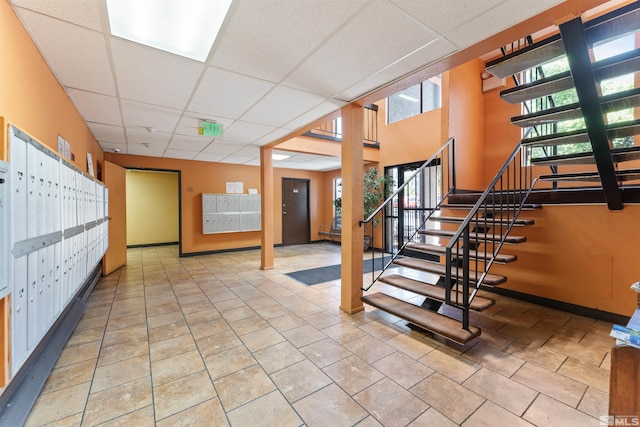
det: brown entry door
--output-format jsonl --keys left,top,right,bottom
{"left": 282, "top": 178, "right": 310, "bottom": 245}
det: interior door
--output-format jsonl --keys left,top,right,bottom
{"left": 282, "top": 178, "right": 310, "bottom": 245}
{"left": 102, "top": 161, "right": 127, "bottom": 275}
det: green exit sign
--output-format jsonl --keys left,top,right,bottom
{"left": 201, "top": 122, "right": 223, "bottom": 137}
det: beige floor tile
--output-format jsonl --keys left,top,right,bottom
{"left": 524, "top": 394, "right": 598, "bottom": 426}
{"left": 303, "top": 311, "right": 341, "bottom": 329}
{"left": 462, "top": 401, "right": 536, "bottom": 427}
{"left": 55, "top": 340, "right": 101, "bottom": 368}
{"left": 504, "top": 339, "right": 567, "bottom": 371}
{"left": 558, "top": 357, "right": 610, "bottom": 392}
{"left": 253, "top": 303, "right": 291, "bottom": 320}
{"left": 83, "top": 376, "right": 152, "bottom": 426}
{"left": 105, "top": 312, "right": 146, "bottom": 332}
{"left": 146, "top": 301, "right": 181, "bottom": 317}
{"left": 75, "top": 313, "right": 109, "bottom": 332}
{"left": 410, "top": 373, "right": 485, "bottom": 424}
{"left": 150, "top": 332, "right": 197, "bottom": 362}
{"left": 385, "top": 332, "right": 438, "bottom": 359}
{"left": 300, "top": 338, "right": 352, "bottom": 368}
{"left": 409, "top": 407, "right": 458, "bottom": 426}
{"left": 97, "top": 336, "right": 149, "bottom": 367}
{"left": 204, "top": 345, "right": 257, "bottom": 380}
{"left": 196, "top": 329, "right": 242, "bottom": 358}
{"left": 321, "top": 322, "right": 368, "bottom": 344}
{"left": 214, "top": 365, "right": 276, "bottom": 411}
{"left": 512, "top": 362, "right": 587, "bottom": 407}
{"left": 151, "top": 349, "right": 206, "bottom": 386}
{"left": 66, "top": 326, "right": 105, "bottom": 348}
{"left": 39, "top": 412, "right": 83, "bottom": 426}
{"left": 578, "top": 386, "right": 609, "bottom": 419}
{"left": 154, "top": 370, "right": 216, "bottom": 421}
{"left": 323, "top": 355, "right": 385, "bottom": 395}
{"left": 42, "top": 359, "right": 96, "bottom": 394}
{"left": 221, "top": 306, "right": 257, "bottom": 322}
{"left": 463, "top": 367, "right": 538, "bottom": 416}
{"left": 190, "top": 317, "right": 231, "bottom": 340}
{"left": 228, "top": 315, "right": 270, "bottom": 335}
{"left": 268, "top": 313, "right": 308, "bottom": 332}
{"left": 270, "top": 359, "right": 333, "bottom": 403}
{"left": 354, "top": 377, "right": 428, "bottom": 427}
{"left": 253, "top": 341, "right": 306, "bottom": 374}
{"left": 227, "top": 390, "right": 303, "bottom": 427}
{"left": 91, "top": 355, "right": 150, "bottom": 393}
{"left": 343, "top": 335, "right": 396, "bottom": 364}
{"left": 282, "top": 324, "right": 327, "bottom": 348}
{"left": 102, "top": 324, "right": 148, "bottom": 348}
{"left": 293, "top": 383, "right": 368, "bottom": 427}
{"left": 542, "top": 336, "right": 607, "bottom": 366}
{"left": 358, "top": 319, "right": 404, "bottom": 341}
{"left": 97, "top": 405, "right": 155, "bottom": 427}
{"left": 239, "top": 326, "right": 285, "bottom": 351}
{"left": 462, "top": 342, "right": 525, "bottom": 377}
{"left": 180, "top": 299, "right": 215, "bottom": 315}
{"left": 147, "top": 310, "right": 185, "bottom": 329}
{"left": 183, "top": 307, "right": 222, "bottom": 326}
{"left": 148, "top": 320, "right": 191, "bottom": 343}
{"left": 25, "top": 382, "right": 90, "bottom": 426}
{"left": 373, "top": 352, "right": 434, "bottom": 389}
{"left": 108, "top": 304, "right": 145, "bottom": 320}
{"left": 419, "top": 347, "right": 481, "bottom": 384}
{"left": 145, "top": 294, "right": 178, "bottom": 308}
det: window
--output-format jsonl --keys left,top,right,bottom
{"left": 387, "top": 76, "right": 442, "bottom": 124}
{"left": 333, "top": 177, "right": 342, "bottom": 216}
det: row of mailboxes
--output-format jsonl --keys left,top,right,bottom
{"left": 7, "top": 126, "right": 109, "bottom": 374}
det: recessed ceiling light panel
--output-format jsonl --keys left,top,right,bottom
{"left": 106, "top": 0, "right": 233, "bottom": 62}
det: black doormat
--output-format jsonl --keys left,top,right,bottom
{"left": 286, "top": 257, "right": 396, "bottom": 286}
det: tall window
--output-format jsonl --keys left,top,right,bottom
{"left": 387, "top": 76, "right": 442, "bottom": 124}
{"left": 333, "top": 177, "right": 342, "bottom": 216}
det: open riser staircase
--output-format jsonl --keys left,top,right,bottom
{"left": 361, "top": 3, "right": 640, "bottom": 345}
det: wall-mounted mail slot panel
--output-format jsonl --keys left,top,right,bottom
{"left": 202, "top": 193, "right": 261, "bottom": 234}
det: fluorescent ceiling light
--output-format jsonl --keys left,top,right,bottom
{"left": 272, "top": 154, "right": 290, "bottom": 161}
{"left": 398, "top": 93, "right": 420, "bottom": 103}
{"left": 106, "top": 0, "right": 233, "bottom": 62}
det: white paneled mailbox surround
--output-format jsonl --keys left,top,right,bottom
{"left": 6, "top": 126, "right": 108, "bottom": 375}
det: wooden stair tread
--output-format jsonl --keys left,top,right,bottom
{"left": 406, "top": 243, "right": 517, "bottom": 264}
{"left": 430, "top": 215, "right": 534, "bottom": 226}
{"left": 539, "top": 168, "right": 640, "bottom": 183}
{"left": 419, "top": 229, "right": 526, "bottom": 244}
{"left": 485, "top": 35, "right": 564, "bottom": 79}
{"left": 362, "top": 292, "right": 481, "bottom": 344}
{"left": 440, "top": 203, "right": 540, "bottom": 211}
{"left": 531, "top": 145, "right": 640, "bottom": 166}
{"left": 378, "top": 274, "right": 495, "bottom": 311}
{"left": 392, "top": 257, "right": 507, "bottom": 286}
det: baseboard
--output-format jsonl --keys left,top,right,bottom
{"left": 0, "top": 263, "right": 102, "bottom": 426}
{"left": 127, "top": 241, "right": 179, "bottom": 249}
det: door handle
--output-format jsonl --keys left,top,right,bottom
{"left": 283, "top": 211, "right": 287, "bottom": 215}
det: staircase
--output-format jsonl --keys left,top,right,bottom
{"left": 360, "top": 2, "right": 640, "bottom": 345}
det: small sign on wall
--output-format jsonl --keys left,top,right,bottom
{"left": 226, "top": 182, "right": 244, "bottom": 194}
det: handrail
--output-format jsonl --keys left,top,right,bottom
{"left": 444, "top": 142, "right": 537, "bottom": 330}
{"left": 361, "top": 137, "right": 456, "bottom": 291}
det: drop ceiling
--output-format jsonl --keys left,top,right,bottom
{"left": 10, "top": 0, "right": 565, "bottom": 171}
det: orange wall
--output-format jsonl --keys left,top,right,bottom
{"left": 105, "top": 153, "right": 330, "bottom": 253}
{"left": 491, "top": 205, "right": 640, "bottom": 316}
{"left": 0, "top": 0, "right": 103, "bottom": 169}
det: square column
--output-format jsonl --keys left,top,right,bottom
{"left": 260, "top": 146, "right": 274, "bottom": 270}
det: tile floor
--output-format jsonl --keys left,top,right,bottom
{"left": 25, "top": 243, "right": 614, "bottom": 426}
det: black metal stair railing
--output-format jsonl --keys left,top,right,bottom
{"left": 360, "top": 137, "right": 456, "bottom": 291}
{"left": 446, "top": 143, "right": 537, "bottom": 331}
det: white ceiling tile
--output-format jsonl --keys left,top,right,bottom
{"left": 283, "top": 100, "right": 346, "bottom": 131}
{"left": 390, "top": 0, "right": 503, "bottom": 36}
{"left": 176, "top": 114, "right": 235, "bottom": 137}
{"left": 125, "top": 128, "right": 171, "bottom": 145}
{"left": 87, "top": 123, "right": 125, "bottom": 144}
{"left": 111, "top": 38, "right": 205, "bottom": 110}
{"left": 241, "top": 86, "right": 327, "bottom": 127}
{"left": 120, "top": 100, "right": 181, "bottom": 133}
{"left": 210, "top": 0, "right": 367, "bottom": 82}
{"left": 284, "top": 1, "right": 436, "bottom": 97}
{"left": 164, "top": 149, "right": 198, "bottom": 160}
{"left": 194, "top": 152, "right": 227, "bottom": 163}
{"left": 222, "top": 155, "right": 254, "bottom": 164}
{"left": 254, "top": 128, "right": 295, "bottom": 146}
{"left": 167, "top": 134, "right": 212, "bottom": 152}
{"left": 338, "top": 38, "right": 457, "bottom": 100}
{"left": 188, "top": 67, "right": 274, "bottom": 119}
{"left": 67, "top": 88, "right": 121, "bottom": 126}
{"left": 127, "top": 144, "right": 167, "bottom": 157}
{"left": 203, "top": 142, "right": 244, "bottom": 155}
{"left": 12, "top": 0, "right": 103, "bottom": 32}
{"left": 14, "top": 8, "right": 115, "bottom": 95}
{"left": 231, "top": 146, "right": 260, "bottom": 157}
{"left": 445, "top": 0, "right": 565, "bottom": 48}
{"left": 222, "top": 121, "right": 275, "bottom": 144}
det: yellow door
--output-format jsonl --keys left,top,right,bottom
{"left": 102, "top": 161, "right": 126, "bottom": 275}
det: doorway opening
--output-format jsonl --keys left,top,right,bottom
{"left": 281, "top": 178, "right": 310, "bottom": 245}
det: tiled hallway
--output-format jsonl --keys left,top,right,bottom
{"left": 26, "top": 243, "right": 613, "bottom": 426}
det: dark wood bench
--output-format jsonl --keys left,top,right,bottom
{"left": 318, "top": 216, "right": 341, "bottom": 241}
